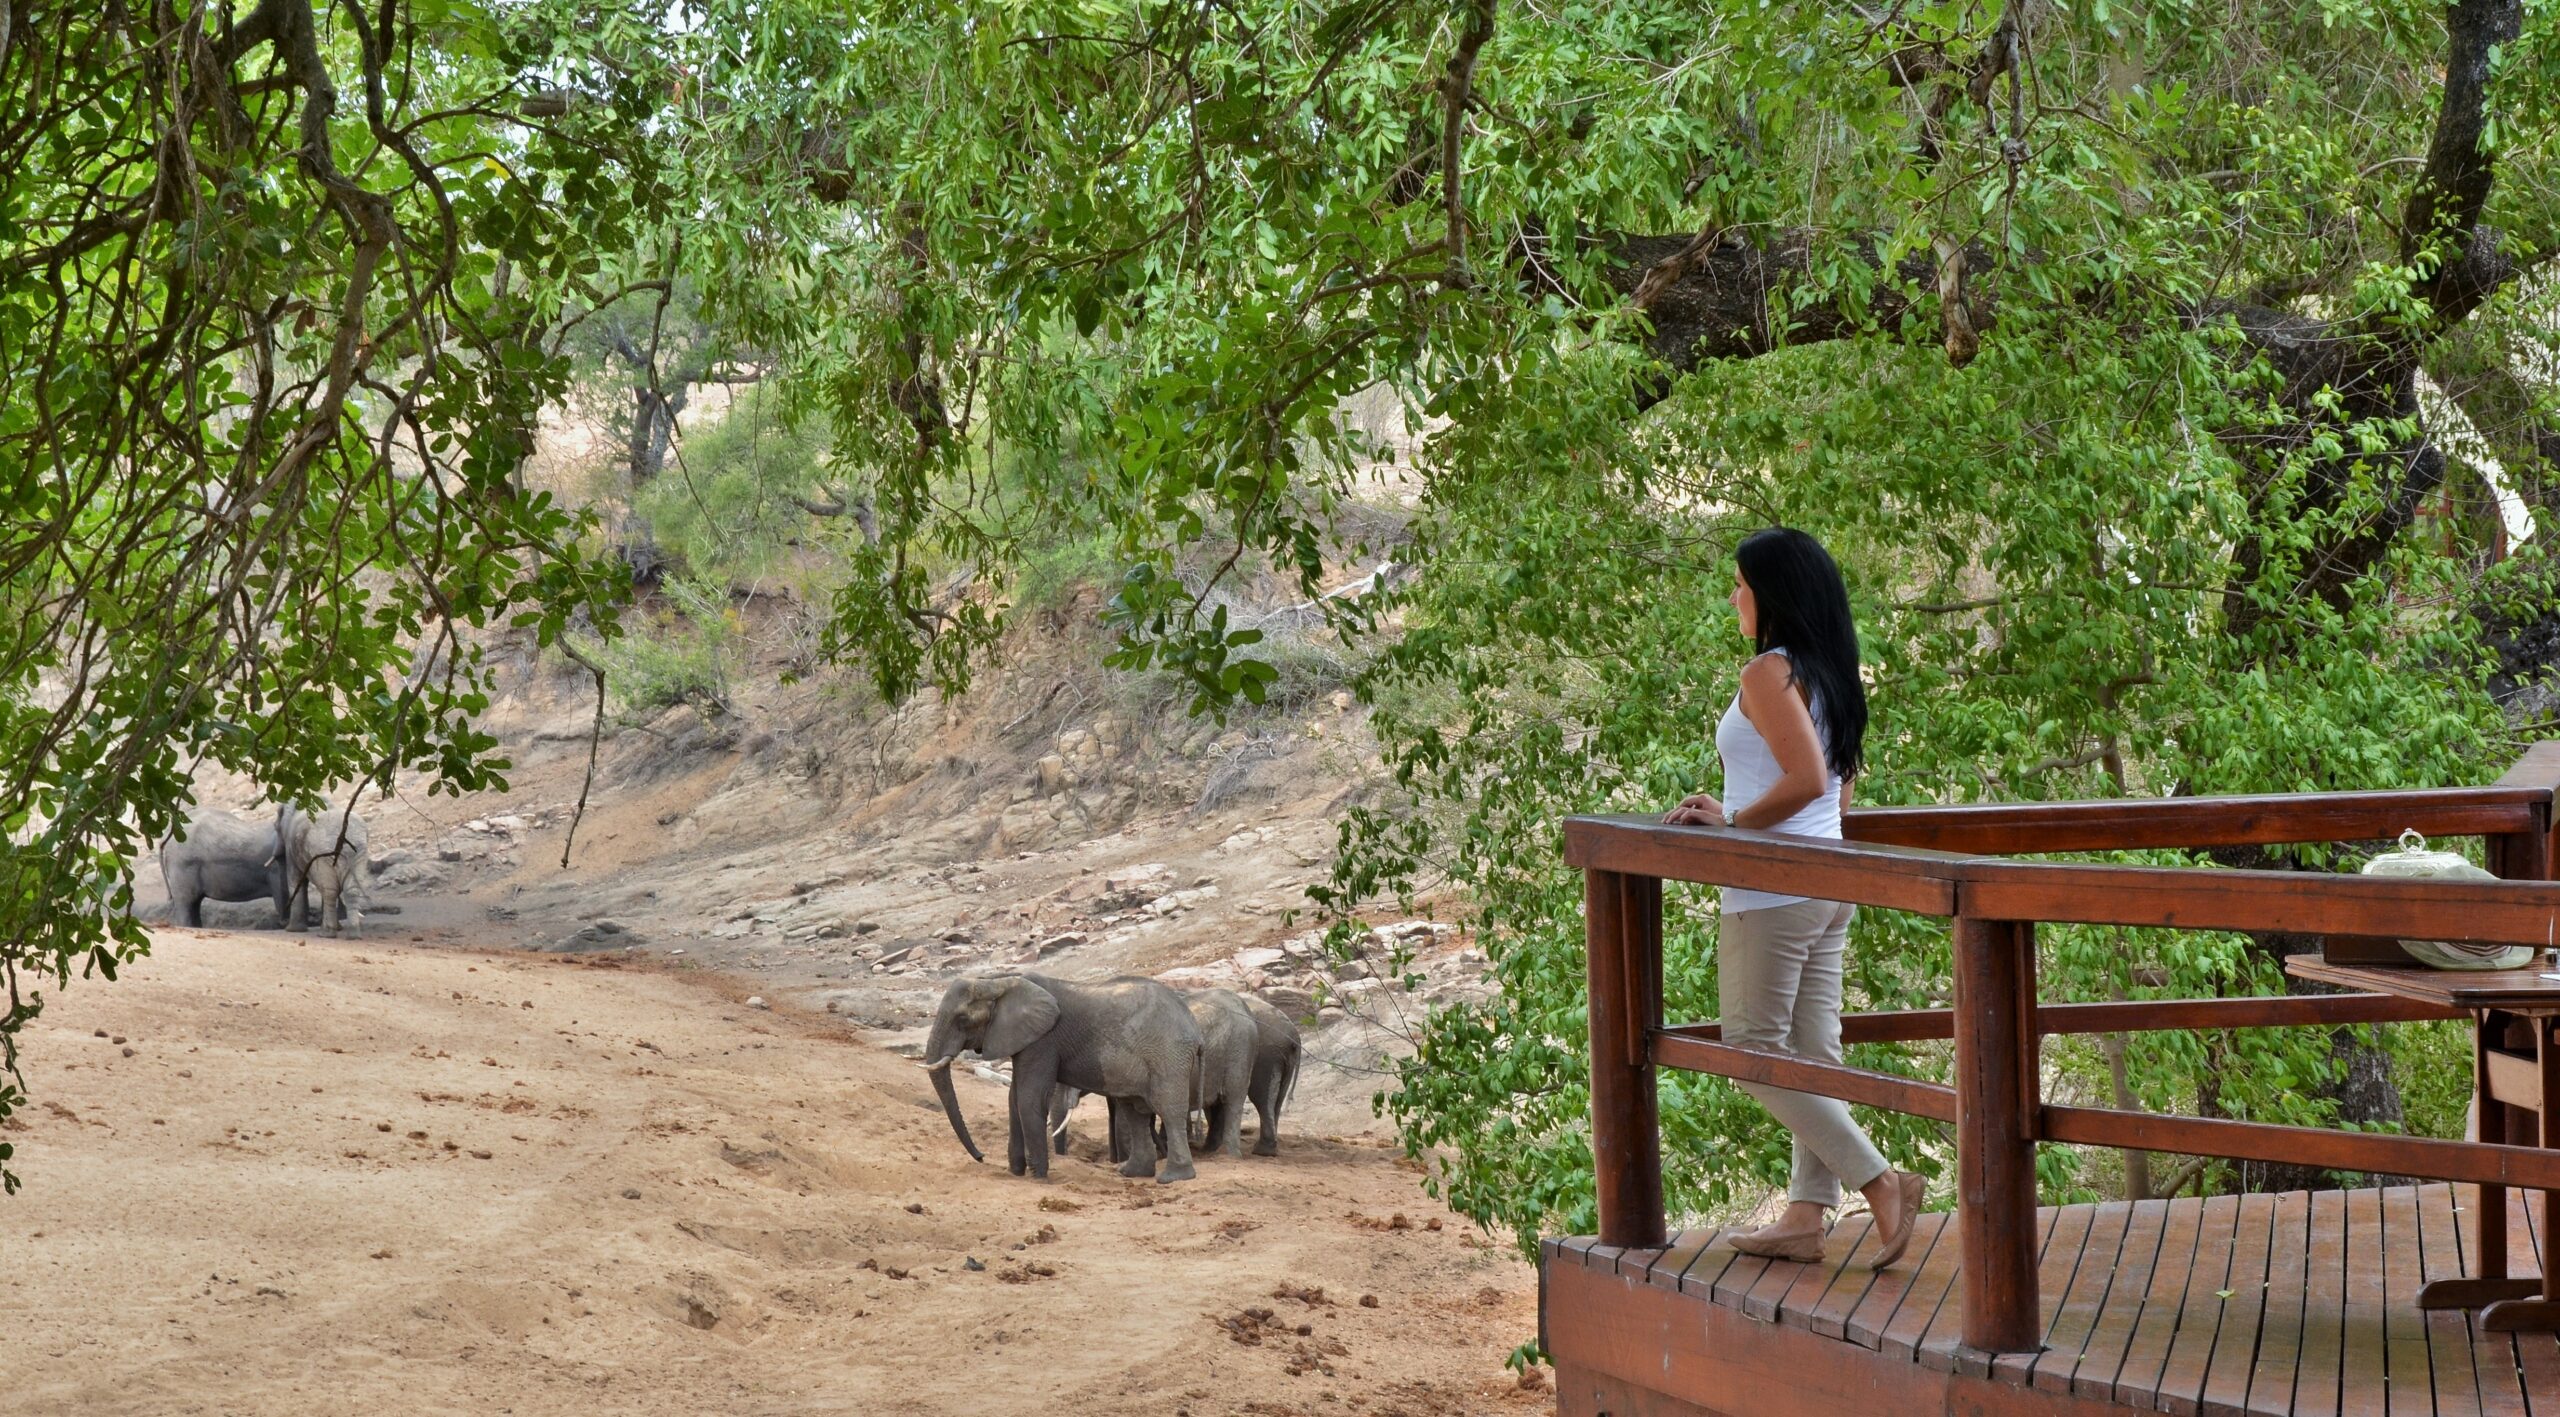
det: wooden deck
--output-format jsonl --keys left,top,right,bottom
{"left": 1541, "top": 1183, "right": 2560, "bottom": 1417}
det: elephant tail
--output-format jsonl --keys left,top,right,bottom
{"left": 1280, "top": 1041, "right": 1301, "bottom": 1111}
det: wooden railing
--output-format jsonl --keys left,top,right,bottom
{"left": 1569, "top": 742, "right": 2560, "bottom": 1354}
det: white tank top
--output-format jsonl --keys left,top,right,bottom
{"left": 1716, "top": 649, "right": 1844, "bottom": 914}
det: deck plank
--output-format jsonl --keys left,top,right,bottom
{"left": 2422, "top": 1185, "right": 2510, "bottom": 1417}
{"left": 2074, "top": 1197, "right": 2172, "bottom": 1401}
{"left": 2155, "top": 1191, "right": 2243, "bottom": 1416}
{"left": 2034, "top": 1200, "right": 2137, "bottom": 1394}
{"left": 1743, "top": 1234, "right": 1815, "bottom": 1321}
{"left": 2339, "top": 1186, "right": 2388, "bottom": 1417}
{"left": 2250, "top": 1192, "right": 2319, "bottom": 1417}
{"left": 1846, "top": 1209, "right": 1954, "bottom": 1352}
{"left": 1779, "top": 1213, "right": 1876, "bottom": 1333}
{"left": 2515, "top": 1187, "right": 2560, "bottom": 1416}
{"left": 2379, "top": 1185, "right": 2437, "bottom": 1417}
{"left": 2199, "top": 1191, "right": 2280, "bottom": 1417}
{"left": 2297, "top": 1188, "right": 2353, "bottom": 1417}
{"left": 1678, "top": 1229, "right": 1746, "bottom": 1303}
{"left": 2110, "top": 1192, "right": 2203, "bottom": 1406}
{"left": 1877, "top": 1210, "right": 1968, "bottom": 1360}
{"left": 1640, "top": 1227, "right": 1720, "bottom": 1294}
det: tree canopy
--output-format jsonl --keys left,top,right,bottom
{"left": 7, "top": 0, "right": 2560, "bottom": 1232}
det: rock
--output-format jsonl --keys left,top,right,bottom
{"left": 367, "top": 849, "right": 414, "bottom": 878}
{"left": 1218, "top": 831, "right": 1263, "bottom": 854}
{"left": 465, "top": 818, "right": 494, "bottom": 833}
{"left": 1317, "top": 1006, "right": 1347, "bottom": 1024}
{"left": 1233, "top": 947, "right": 1288, "bottom": 972}
{"left": 1259, "top": 986, "right": 1317, "bottom": 1018}
{"left": 964, "top": 1257, "right": 986, "bottom": 1272}
{"left": 1330, "top": 691, "right": 1354, "bottom": 712}
{"left": 543, "top": 921, "right": 639, "bottom": 954}
{"left": 1033, "top": 932, "right": 1087, "bottom": 955}
{"left": 1034, "top": 755, "right": 1068, "bottom": 796}
{"left": 746, "top": 997, "right": 769, "bottom": 1010}
{"left": 710, "top": 921, "right": 751, "bottom": 940}
{"left": 854, "top": 921, "right": 882, "bottom": 935}
{"left": 489, "top": 814, "right": 528, "bottom": 833}
{"left": 814, "top": 923, "right": 848, "bottom": 940}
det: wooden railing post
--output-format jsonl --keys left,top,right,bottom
{"left": 1587, "top": 869, "right": 1666, "bottom": 1248}
{"left": 1954, "top": 914, "right": 2041, "bottom": 1352}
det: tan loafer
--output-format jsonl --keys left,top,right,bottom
{"left": 1727, "top": 1227, "right": 1827, "bottom": 1263}
{"left": 1868, "top": 1170, "right": 1928, "bottom": 1269}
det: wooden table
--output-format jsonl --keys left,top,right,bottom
{"left": 2287, "top": 953, "right": 2560, "bottom": 1332}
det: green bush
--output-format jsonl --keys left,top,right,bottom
{"left": 582, "top": 575, "right": 743, "bottom": 717}
{"left": 632, "top": 385, "right": 833, "bottom": 589}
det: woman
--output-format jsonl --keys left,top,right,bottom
{"left": 1663, "top": 527, "right": 1926, "bottom": 1267}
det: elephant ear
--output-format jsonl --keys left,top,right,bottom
{"left": 981, "top": 978, "right": 1060, "bottom": 1059}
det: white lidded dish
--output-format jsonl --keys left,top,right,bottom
{"left": 2358, "top": 830, "right": 2537, "bottom": 970}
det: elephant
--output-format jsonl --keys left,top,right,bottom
{"left": 277, "top": 801, "right": 370, "bottom": 937}
{"left": 925, "top": 972, "right": 1202, "bottom": 1184}
{"left": 1049, "top": 987, "right": 1292, "bottom": 1160}
{"left": 1187, "top": 989, "right": 1258, "bottom": 1159}
{"left": 1237, "top": 992, "right": 1303, "bottom": 1156}
{"left": 157, "top": 808, "right": 286, "bottom": 928}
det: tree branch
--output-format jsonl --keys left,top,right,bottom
{"left": 2402, "top": 0, "right": 2526, "bottom": 326}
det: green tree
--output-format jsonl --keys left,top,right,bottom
{"left": 0, "top": 1, "right": 655, "bottom": 1186}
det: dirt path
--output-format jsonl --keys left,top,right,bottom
{"left": 1, "top": 929, "right": 1543, "bottom": 1416}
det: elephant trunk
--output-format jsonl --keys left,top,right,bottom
{"left": 927, "top": 1060, "right": 984, "bottom": 1163}
{"left": 923, "top": 1014, "right": 984, "bottom": 1163}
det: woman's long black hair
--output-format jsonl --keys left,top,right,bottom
{"left": 1734, "top": 526, "right": 1867, "bottom": 781}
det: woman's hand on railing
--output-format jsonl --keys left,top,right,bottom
{"left": 1663, "top": 793, "right": 1727, "bottom": 827}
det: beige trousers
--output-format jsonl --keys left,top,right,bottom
{"left": 1717, "top": 897, "right": 1890, "bottom": 1207}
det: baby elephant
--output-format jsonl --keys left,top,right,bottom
{"left": 277, "top": 801, "right": 370, "bottom": 937}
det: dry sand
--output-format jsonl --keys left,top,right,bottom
{"left": 1, "top": 927, "right": 1543, "bottom": 1416}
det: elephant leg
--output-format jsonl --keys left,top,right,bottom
{"left": 1113, "top": 1097, "right": 1158, "bottom": 1179}
{"left": 1012, "top": 1078, "right": 1052, "bottom": 1179}
{"left": 1252, "top": 1076, "right": 1281, "bottom": 1156}
{"left": 1153, "top": 1077, "right": 1197, "bottom": 1184}
{"left": 1217, "top": 1094, "right": 1244, "bottom": 1158}
{"left": 177, "top": 892, "right": 202, "bottom": 929}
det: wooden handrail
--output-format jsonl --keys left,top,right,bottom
{"left": 1650, "top": 1032, "right": 1959, "bottom": 1122}
{"left": 1844, "top": 785, "right": 2546, "bottom": 854}
{"left": 1657, "top": 992, "right": 2463, "bottom": 1046}
{"left": 1574, "top": 756, "right": 2560, "bottom": 1357}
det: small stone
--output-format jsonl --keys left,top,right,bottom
{"left": 963, "top": 1257, "right": 986, "bottom": 1272}
{"left": 121, "top": 1046, "right": 135, "bottom": 1058}
{"left": 470, "top": 1149, "right": 492, "bottom": 1160}
{"left": 1359, "top": 1294, "right": 1378, "bottom": 1308}
{"left": 855, "top": 920, "right": 881, "bottom": 935}
{"left": 376, "top": 1122, "right": 392, "bottom": 1132}
{"left": 621, "top": 1188, "right": 641, "bottom": 1200}
{"left": 111, "top": 1036, "right": 126, "bottom": 1045}
{"left": 905, "top": 1202, "right": 925, "bottom": 1215}
{"left": 746, "top": 996, "right": 769, "bottom": 1010}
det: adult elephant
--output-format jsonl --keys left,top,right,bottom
{"left": 158, "top": 808, "right": 285, "bottom": 928}
{"left": 1238, "top": 993, "right": 1303, "bottom": 1156}
{"left": 925, "top": 973, "right": 1201, "bottom": 1184}
{"left": 276, "top": 801, "right": 370, "bottom": 937}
